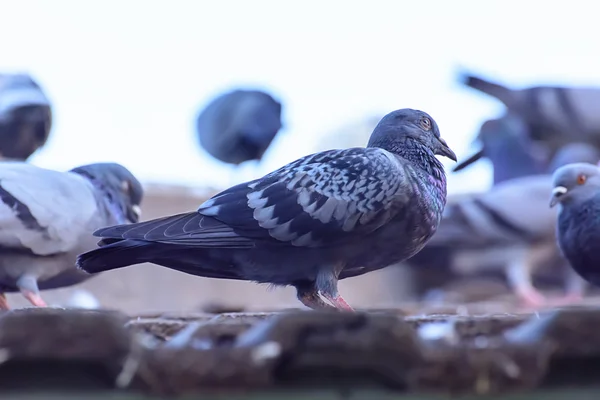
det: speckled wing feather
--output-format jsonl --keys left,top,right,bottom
{"left": 93, "top": 148, "right": 413, "bottom": 248}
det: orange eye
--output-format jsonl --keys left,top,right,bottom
{"left": 577, "top": 174, "right": 587, "bottom": 185}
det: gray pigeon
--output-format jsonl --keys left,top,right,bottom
{"left": 0, "top": 162, "right": 143, "bottom": 310}
{"left": 0, "top": 73, "right": 52, "bottom": 160}
{"left": 195, "top": 89, "right": 283, "bottom": 166}
{"left": 453, "top": 113, "right": 550, "bottom": 184}
{"left": 551, "top": 163, "right": 600, "bottom": 287}
{"left": 461, "top": 72, "right": 600, "bottom": 155}
{"left": 77, "top": 108, "right": 456, "bottom": 311}
{"left": 406, "top": 142, "right": 600, "bottom": 307}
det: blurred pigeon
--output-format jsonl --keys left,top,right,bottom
{"left": 0, "top": 162, "right": 143, "bottom": 310}
{"left": 551, "top": 163, "right": 600, "bottom": 287}
{"left": 0, "top": 73, "right": 52, "bottom": 160}
{"left": 453, "top": 113, "right": 550, "bottom": 184}
{"left": 195, "top": 89, "right": 283, "bottom": 166}
{"left": 77, "top": 108, "right": 457, "bottom": 311}
{"left": 461, "top": 72, "right": 600, "bottom": 154}
{"left": 406, "top": 143, "right": 600, "bottom": 307}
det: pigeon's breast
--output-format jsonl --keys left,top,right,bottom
{"left": 558, "top": 201, "right": 600, "bottom": 284}
{"left": 346, "top": 176, "right": 446, "bottom": 273}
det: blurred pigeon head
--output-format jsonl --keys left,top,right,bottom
{"left": 453, "top": 113, "right": 549, "bottom": 183}
{"left": 70, "top": 162, "right": 144, "bottom": 223}
{"left": 195, "top": 88, "right": 283, "bottom": 165}
{"left": 550, "top": 162, "right": 600, "bottom": 208}
{"left": 0, "top": 73, "right": 52, "bottom": 160}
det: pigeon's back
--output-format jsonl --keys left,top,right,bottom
{"left": 196, "top": 89, "right": 282, "bottom": 165}
{"left": 0, "top": 162, "right": 98, "bottom": 255}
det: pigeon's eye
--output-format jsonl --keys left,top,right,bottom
{"left": 121, "top": 180, "right": 130, "bottom": 193}
{"left": 420, "top": 117, "right": 432, "bottom": 131}
{"left": 577, "top": 174, "right": 587, "bottom": 185}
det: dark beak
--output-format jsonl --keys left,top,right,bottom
{"left": 435, "top": 137, "right": 457, "bottom": 162}
{"left": 127, "top": 205, "right": 143, "bottom": 223}
{"left": 549, "top": 186, "right": 567, "bottom": 208}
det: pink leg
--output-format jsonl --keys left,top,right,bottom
{"left": 321, "top": 292, "right": 355, "bottom": 312}
{"left": 21, "top": 290, "right": 47, "bottom": 308}
{"left": 0, "top": 293, "right": 9, "bottom": 310}
{"left": 516, "top": 287, "right": 547, "bottom": 309}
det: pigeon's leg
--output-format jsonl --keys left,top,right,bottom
{"left": 505, "top": 258, "right": 546, "bottom": 308}
{"left": 316, "top": 269, "right": 354, "bottom": 312}
{"left": 551, "top": 265, "right": 587, "bottom": 306}
{"left": 0, "top": 293, "right": 9, "bottom": 310}
{"left": 16, "top": 275, "right": 47, "bottom": 308}
{"left": 295, "top": 282, "right": 336, "bottom": 310}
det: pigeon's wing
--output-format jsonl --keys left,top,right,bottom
{"left": 430, "top": 175, "right": 555, "bottom": 248}
{"left": 94, "top": 148, "right": 413, "bottom": 248}
{"left": 0, "top": 163, "right": 99, "bottom": 255}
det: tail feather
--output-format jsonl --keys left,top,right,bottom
{"left": 76, "top": 239, "right": 150, "bottom": 274}
{"left": 461, "top": 74, "right": 514, "bottom": 106}
{"left": 76, "top": 239, "right": 246, "bottom": 281}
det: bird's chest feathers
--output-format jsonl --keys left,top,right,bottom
{"left": 559, "top": 203, "right": 600, "bottom": 263}
{"left": 407, "top": 171, "right": 446, "bottom": 233}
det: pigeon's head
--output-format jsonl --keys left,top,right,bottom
{"left": 367, "top": 108, "right": 457, "bottom": 162}
{"left": 0, "top": 73, "right": 52, "bottom": 160}
{"left": 550, "top": 162, "right": 600, "bottom": 208}
{"left": 70, "top": 162, "right": 144, "bottom": 223}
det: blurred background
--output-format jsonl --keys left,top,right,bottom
{"left": 1, "top": 0, "right": 599, "bottom": 314}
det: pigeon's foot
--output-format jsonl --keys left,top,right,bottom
{"left": 295, "top": 283, "right": 337, "bottom": 310}
{"left": 321, "top": 293, "right": 354, "bottom": 312}
{"left": 0, "top": 293, "right": 9, "bottom": 310}
{"left": 516, "top": 288, "right": 547, "bottom": 309}
{"left": 21, "top": 290, "right": 47, "bottom": 308}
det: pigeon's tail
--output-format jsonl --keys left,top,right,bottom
{"left": 461, "top": 74, "right": 514, "bottom": 106}
{"left": 76, "top": 239, "right": 150, "bottom": 274}
{"left": 76, "top": 239, "right": 246, "bottom": 281}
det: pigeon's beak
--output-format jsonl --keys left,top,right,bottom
{"left": 126, "top": 204, "right": 142, "bottom": 222}
{"left": 435, "top": 137, "right": 457, "bottom": 162}
{"left": 549, "top": 186, "right": 568, "bottom": 208}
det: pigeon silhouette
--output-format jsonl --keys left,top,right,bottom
{"left": 0, "top": 162, "right": 143, "bottom": 309}
{"left": 0, "top": 73, "right": 52, "bottom": 161}
{"left": 460, "top": 72, "right": 600, "bottom": 155}
{"left": 453, "top": 113, "right": 550, "bottom": 184}
{"left": 551, "top": 162, "right": 600, "bottom": 287}
{"left": 77, "top": 108, "right": 456, "bottom": 311}
{"left": 195, "top": 88, "right": 283, "bottom": 166}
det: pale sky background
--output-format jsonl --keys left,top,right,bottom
{"left": 1, "top": 0, "right": 598, "bottom": 195}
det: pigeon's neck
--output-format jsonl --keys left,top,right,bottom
{"left": 387, "top": 137, "right": 446, "bottom": 182}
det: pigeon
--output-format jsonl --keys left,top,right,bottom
{"left": 405, "top": 142, "right": 600, "bottom": 307}
{"left": 460, "top": 72, "right": 600, "bottom": 155}
{"left": 0, "top": 162, "right": 143, "bottom": 310}
{"left": 76, "top": 108, "right": 457, "bottom": 311}
{"left": 453, "top": 113, "right": 550, "bottom": 184}
{"left": 551, "top": 163, "right": 600, "bottom": 287}
{"left": 195, "top": 89, "right": 283, "bottom": 166}
{"left": 0, "top": 73, "right": 52, "bottom": 160}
